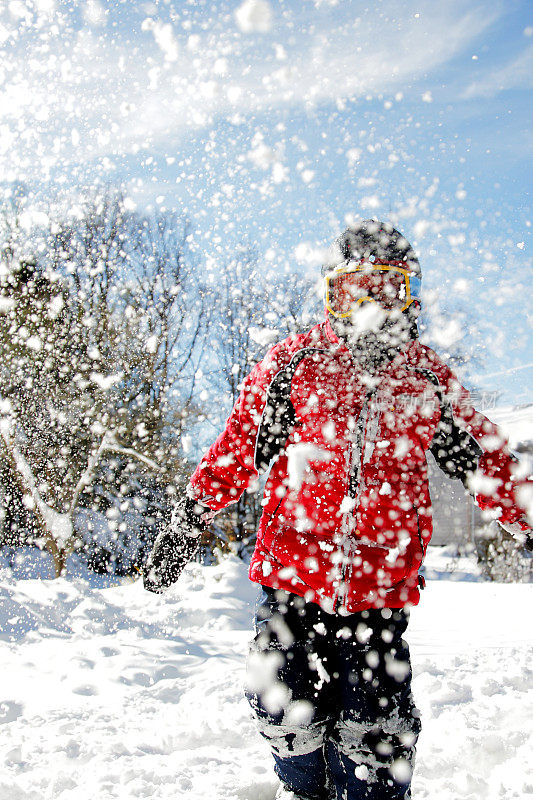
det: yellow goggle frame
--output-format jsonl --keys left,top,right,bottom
{"left": 325, "top": 263, "right": 418, "bottom": 318}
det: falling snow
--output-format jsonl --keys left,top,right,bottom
{"left": 1, "top": 1, "right": 532, "bottom": 799}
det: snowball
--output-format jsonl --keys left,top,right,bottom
{"left": 453, "top": 278, "right": 470, "bottom": 294}
{"left": 90, "top": 371, "right": 123, "bottom": 390}
{"left": 294, "top": 242, "right": 328, "bottom": 267}
{"left": 249, "top": 326, "right": 279, "bottom": 347}
{"left": 304, "top": 557, "right": 319, "bottom": 573}
{"left": 308, "top": 652, "right": 330, "bottom": 685}
{"left": 262, "top": 683, "right": 290, "bottom": 715}
{"left": 313, "top": 622, "right": 327, "bottom": 636}
{"left": 429, "top": 318, "right": 462, "bottom": 348}
{"left": 389, "top": 757, "right": 413, "bottom": 783}
{"left": 261, "top": 560, "right": 272, "bottom": 577}
{"left": 227, "top": 85, "right": 242, "bottom": 104}
{"left": 136, "top": 423, "right": 149, "bottom": 439}
{"left": 47, "top": 295, "right": 64, "bottom": 319}
{"left": 413, "top": 219, "right": 430, "bottom": 239}
{"left": 146, "top": 335, "right": 158, "bottom": 353}
{"left": 83, "top": 0, "right": 105, "bottom": 26}
{"left": 365, "top": 649, "right": 379, "bottom": 668}
{"left": 0, "top": 297, "right": 15, "bottom": 313}
{"left": 345, "top": 302, "right": 386, "bottom": 337}
{"left": 448, "top": 233, "right": 466, "bottom": 247}
{"left": 355, "top": 623, "right": 372, "bottom": 645}
{"left": 247, "top": 142, "right": 276, "bottom": 170}
{"left": 385, "top": 654, "right": 411, "bottom": 681}
{"left": 235, "top": 0, "right": 273, "bottom": 33}
{"left": 321, "top": 420, "right": 335, "bottom": 442}
{"left": 142, "top": 19, "right": 179, "bottom": 62}
{"left": 286, "top": 443, "right": 332, "bottom": 491}
{"left": 516, "top": 484, "right": 533, "bottom": 522}
{"left": 336, "top": 626, "right": 352, "bottom": 640}
{"left": 25, "top": 336, "right": 42, "bottom": 352}
{"left": 360, "top": 195, "right": 380, "bottom": 210}
{"left": 284, "top": 699, "right": 314, "bottom": 726}
{"left": 272, "top": 162, "right": 288, "bottom": 184}
{"left": 339, "top": 496, "right": 356, "bottom": 514}
{"left": 467, "top": 473, "right": 502, "bottom": 495}
{"left": 346, "top": 148, "right": 362, "bottom": 166}
{"left": 19, "top": 210, "right": 49, "bottom": 230}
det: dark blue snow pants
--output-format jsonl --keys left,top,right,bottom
{"left": 245, "top": 588, "right": 421, "bottom": 800}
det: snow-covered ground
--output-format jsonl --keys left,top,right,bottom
{"left": 488, "top": 405, "right": 533, "bottom": 452}
{"left": 0, "top": 550, "right": 532, "bottom": 800}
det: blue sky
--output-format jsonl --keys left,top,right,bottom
{"left": 2, "top": 0, "right": 532, "bottom": 404}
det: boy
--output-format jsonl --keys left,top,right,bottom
{"left": 144, "top": 220, "right": 532, "bottom": 800}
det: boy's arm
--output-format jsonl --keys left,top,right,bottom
{"left": 187, "top": 340, "right": 299, "bottom": 509}
{"left": 425, "top": 361, "right": 532, "bottom": 546}
{"left": 144, "top": 341, "right": 295, "bottom": 592}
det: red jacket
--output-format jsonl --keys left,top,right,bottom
{"left": 190, "top": 321, "right": 530, "bottom": 613}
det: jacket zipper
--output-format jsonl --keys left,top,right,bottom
{"left": 335, "top": 390, "right": 373, "bottom": 609}
{"left": 414, "top": 506, "right": 426, "bottom": 590}
{"left": 414, "top": 507, "right": 424, "bottom": 551}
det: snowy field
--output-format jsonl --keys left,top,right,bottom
{"left": 0, "top": 550, "right": 532, "bottom": 800}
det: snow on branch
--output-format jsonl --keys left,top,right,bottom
{"left": 0, "top": 402, "right": 160, "bottom": 578}
{"left": 0, "top": 409, "right": 74, "bottom": 556}
{"left": 69, "top": 430, "right": 160, "bottom": 516}
{"left": 102, "top": 433, "right": 160, "bottom": 472}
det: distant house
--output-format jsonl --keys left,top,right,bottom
{"left": 428, "top": 404, "right": 533, "bottom": 546}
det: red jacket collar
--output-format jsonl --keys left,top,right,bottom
{"left": 324, "top": 316, "right": 341, "bottom": 344}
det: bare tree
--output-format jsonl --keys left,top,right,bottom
{"left": 0, "top": 192, "right": 206, "bottom": 576}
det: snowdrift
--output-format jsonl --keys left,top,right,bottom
{"left": 0, "top": 553, "right": 532, "bottom": 799}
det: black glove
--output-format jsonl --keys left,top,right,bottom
{"left": 143, "top": 497, "right": 209, "bottom": 593}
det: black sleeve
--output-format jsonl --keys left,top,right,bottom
{"left": 429, "top": 394, "right": 482, "bottom": 489}
{"left": 254, "top": 367, "right": 297, "bottom": 472}
{"left": 254, "top": 347, "right": 322, "bottom": 472}
{"left": 413, "top": 367, "right": 483, "bottom": 490}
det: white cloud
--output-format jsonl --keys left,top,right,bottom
{"left": 462, "top": 44, "right": 533, "bottom": 98}
{"left": 1, "top": 0, "right": 508, "bottom": 180}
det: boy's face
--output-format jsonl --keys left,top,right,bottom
{"left": 325, "top": 263, "right": 418, "bottom": 367}
{"left": 330, "top": 303, "right": 411, "bottom": 351}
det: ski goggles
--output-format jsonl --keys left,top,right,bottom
{"left": 325, "top": 262, "right": 421, "bottom": 318}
